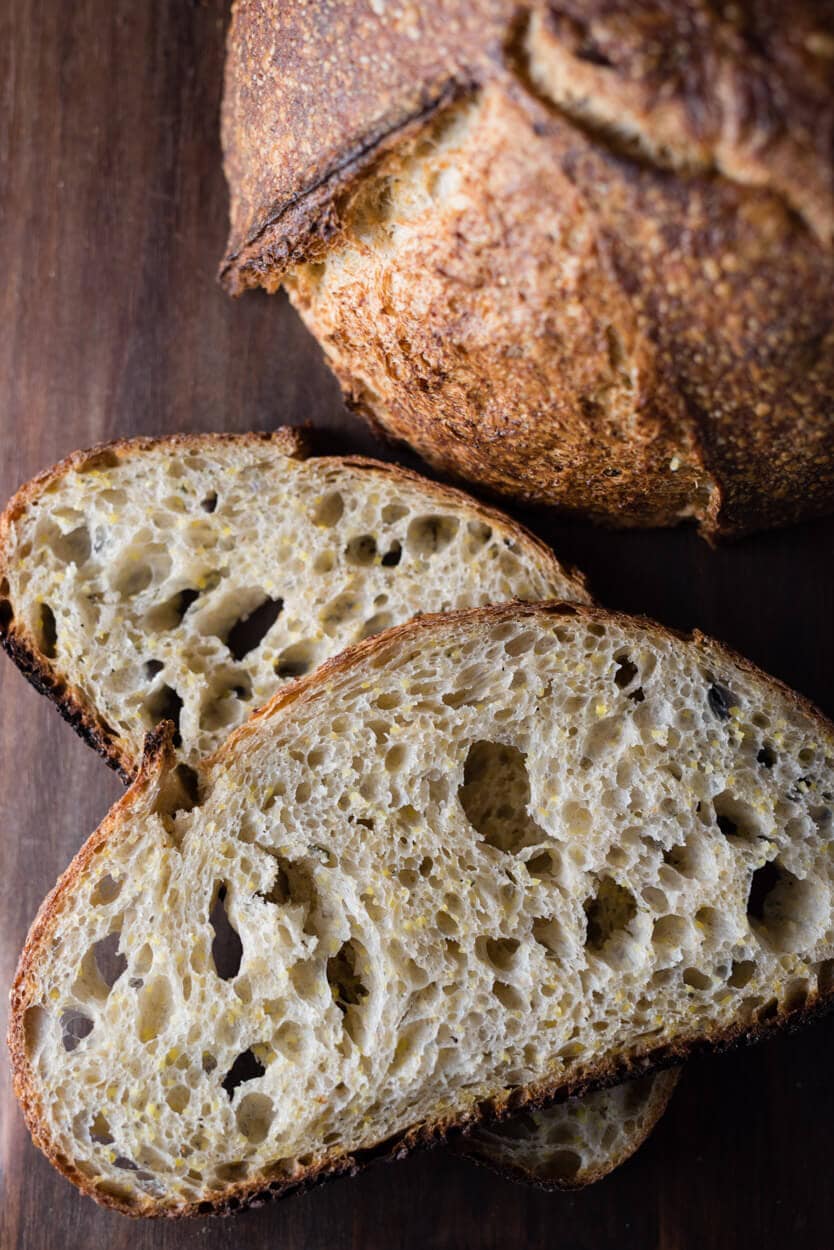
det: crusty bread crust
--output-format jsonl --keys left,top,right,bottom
{"left": 221, "top": 0, "right": 833, "bottom": 289}
{"left": 220, "top": 2, "right": 834, "bottom": 538}
{"left": 9, "top": 601, "right": 834, "bottom": 1218}
{"left": 0, "top": 430, "right": 587, "bottom": 781}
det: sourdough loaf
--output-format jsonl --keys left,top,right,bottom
{"left": 221, "top": 1, "right": 834, "bottom": 537}
{"left": 10, "top": 603, "right": 834, "bottom": 1215}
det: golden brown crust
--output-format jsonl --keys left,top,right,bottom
{"left": 452, "top": 1067, "right": 681, "bottom": 1191}
{"left": 0, "top": 430, "right": 588, "bottom": 783}
{"left": 10, "top": 601, "right": 832, "bottom": 1217}
{"left": 222, "top": 1, "right": 834, "bottom": 537}
{"left": 221, "top": 0, "right": 834, "bottom": 288}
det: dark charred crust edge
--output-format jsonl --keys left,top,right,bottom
{"left": 220, "top": 77, "right": 476, "bottom": 296}
{"left": 9, "top": 602, "right": 834, "bottom": 1217}
{"left": 0, "top": 625, "right": 134, "bottom": 783}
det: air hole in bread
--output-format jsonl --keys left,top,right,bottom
{"left": 143, "top": 659, "right": 164, "bottom": 681}
{"left": 113, "top": 1155, "right": 139, "bottom": 1171}
{"left": 274, "top": 640, "right": 318, "bottom": 679}
{"left": 86, "top": 933, "right": 128, "bottom": 997}
{"left": 458, "top": 741, "right": 547, "bottom": 853}
{"left": 313, "top": 491, "right": 344, "bottom": 526}
{"left": 77, "top": 448, "right": 120, "bottom": 473}
{"left": 531, "top": 915, "right": 568, "bottom": 957}
{"left": 713, "top": 791, "right": 762, "bottom": 841}
{"left": 651, "top": 914, "right": 689, "bottom": 949}
{"left": 346, "top": 534, "right": 377, "bottom": 566}
{"left": 359, "top": 611, "right": 394, "bottom": 640}
{"left": 320, "top": 592, "right": 360, "bottom": 636}
{"left": 707, "top": 681, "right": 736, "bottom": 721}
{"left": 0, "top": 596, "right": 12, "bottom": 630}
{"left": 48, "top": 523, "right": 91, "bottom": 566}
{"left": 327, "top": 939, "right": 369, "bottom": 1042}
{"left": 210, "top": 884, "right": 243, "bottom": 980}
{"left": 153, "top": 763, "right": 202, "bottom": 835}
{"left": 90, "top": 873, "right": 122, "bottom": 906}
{"left": 682, "top": 967, "right": 711, "bottom": 991}
{"left": 144, "top": 684, "right": 183, "bottom": 746}
{"left": 136, "top": 976, "right": 173, "bottom": 1043}
{"left": 466, "top": 520, "right": 492, "bottom": 551}
{"left": 614, "top": 653, "right": 639, "bottom": 690}
{"left": 525, "top": 849, "right": 560, "bottom": 879}
{"left": 492, "top": 980, "right": 524, "bottom": 1011}
{"left": 747, "top": 859, "right": 827, "bottom": 952}
{"left": 757, "top": 745, "right": 777, "bottom": 769}
{"left": 584, "top": 878, "right": 637, "bottom": 953}
{"left": 728, "top": 959, "right": 756, "bottom": 988}
{"left": 37, "top": 602, "right": 58, "bottom": 658}
{"left": 663, "top": 835, "right": 706, "bottom": 879}
{"left": 380, "top": 540, "right": 402, "bottom": 567}
{"left": 222, "top": 1048, "right": 266, "bottom": 1098}
{"left": 406, "top": 515, "right": 459, "bottom": 556}
{"left": 215, "top": 1161, "right": 248, "bottom": 1183}
{"left": 483, "top": 937, "right": 521, "bottom": 973}
{"left": 258, "top": 852, "right": 322, "bottom": 936}
{"left": 89, "top": 1111, "right": 114, "bottom": 1144}
{"left": 23, "top": 1005, "right": 48, "bottom": 1058}
{"left": 61, "top": 1009, "right": 93, "bottom": 1052}
{"left": 381, "top": 502, "right": 408, "bottom": 523}
{"left": 226, "top": 596, "right": 283, "bottom": 661}
{"left": 236, "top": 1092, "right": 274, "bottom": 1144}
{"left": 200, "top": 491, "right": 218, "bottom": 513}
{"left": 145, "top": 588, "right": 201, "bottom": 632}
{"left": 112, "top": 545, "right": 171, "bottom": 597}
{"left": 164, "top": 1084, "right": 190, "bottom": 1114}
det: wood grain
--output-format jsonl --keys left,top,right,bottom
{"left": 1, "top": 3, "right": 832, "bottom": 1248}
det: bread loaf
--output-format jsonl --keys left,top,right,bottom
{"left": 221, "top": 1, "right": 834, "bottom": 537}
{"left": 10, "top": 602, "right": 834, "bottom": 1215}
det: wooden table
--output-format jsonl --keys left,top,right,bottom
{"left": 2, "top": 4, "right": 832, "bottom": 1248}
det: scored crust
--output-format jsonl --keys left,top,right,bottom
{"left": 221, "top": 0, "right": 834, "bottom": 288}
{"left": 0, "top": 430, "right": 587, "bottom": 780}
{"left": 9, "top": 601, "right": 834, "bottom": 1218}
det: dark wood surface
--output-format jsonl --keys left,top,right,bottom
{"left": 2, "top": 4, "right": 833, "bottom": 1248}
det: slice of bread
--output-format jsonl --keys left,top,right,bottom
{"left": 454, "top": 1068, "right": 679, "bottom": 1189}
{"left": 0, "top": 433, "right": 671, "bottom": 1190}
{"left": 10, "top": 603, "right": 834, "bottom": 1216}
{"left": 0, "top": 431, "right": 588, "bottom": 779}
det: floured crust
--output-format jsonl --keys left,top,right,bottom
{"left": 9, "top": 602, "right": 834, "bottom": 1217}
{"left": 221, "top": 1, "right": 834, "bottom": 537}
{"left": 0, "top": 430, "right": 586, "bottom": 779}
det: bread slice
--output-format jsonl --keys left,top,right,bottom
{"left": 10, "top": 603, "right": 834, "bottom": 1216}
{"left": 0, "top": 430, "right": 588, "bottom": 779}
{"left": 0, "top": 433, "right": 672, "bottom": 1189}
{"left": 454, "top": 1068, "right": 679, "bottom": 1189}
